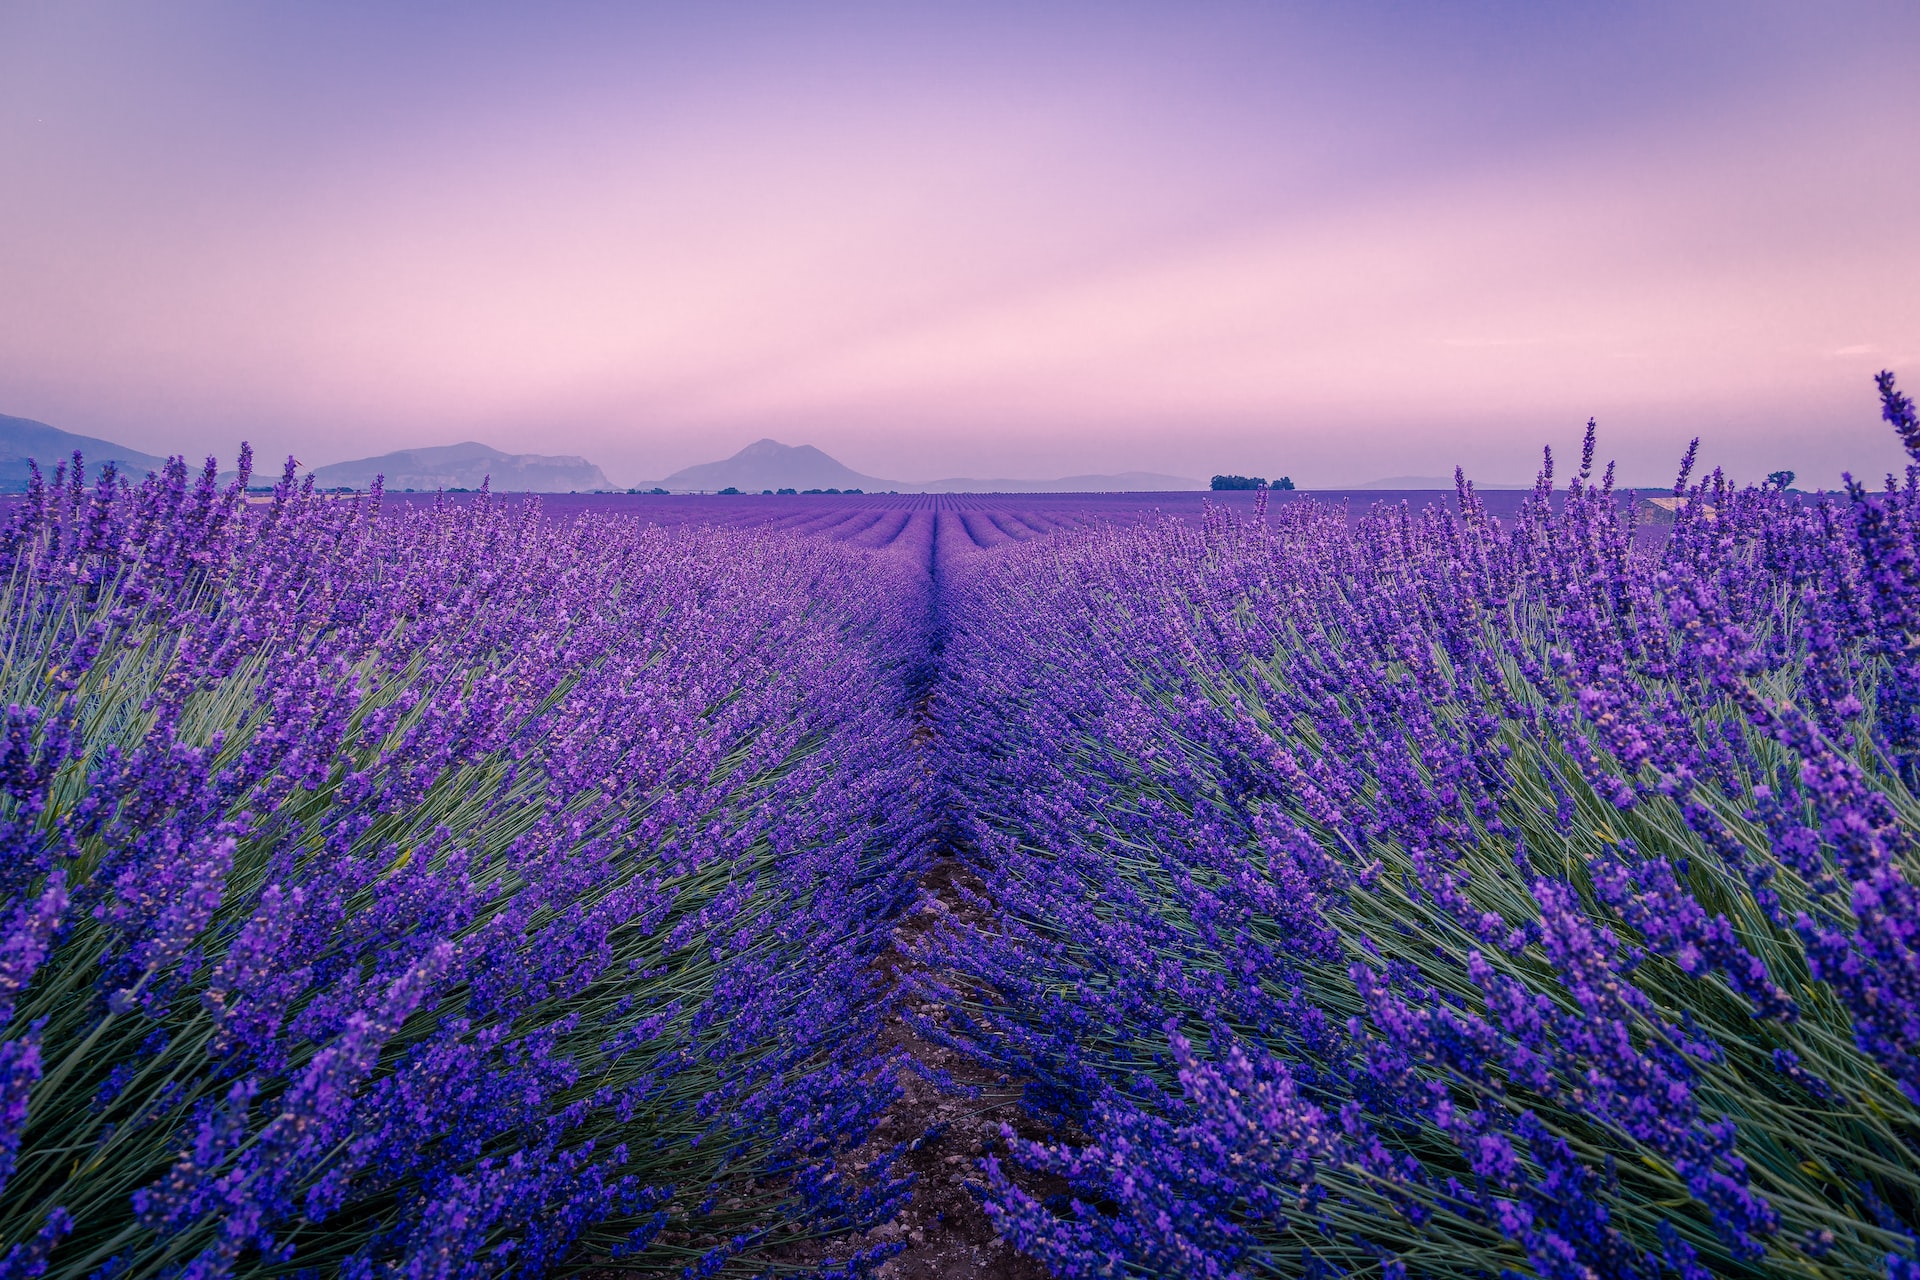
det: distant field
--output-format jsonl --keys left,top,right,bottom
{"left": 380, "top": 486, "right": 1611, "bottom": 541}
{"left": 0, "top": 478, "right": 1680, "bottom": 541}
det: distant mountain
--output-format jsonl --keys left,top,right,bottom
{"left": 646, "top": 439, "right": 1201, "bottom": 493}
{"left": 659, "top": 439, "right": 887, "bottom": 492}
{"left": 310, "top": 442, "right": 613, "bottom": 492}
{"left": 1, "top": 414, "right": 169, "bottom": 490}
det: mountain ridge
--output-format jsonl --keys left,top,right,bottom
{"left": 647, "top": 438, "right": 1202, "bottom": 493}
{"left": 660, "top": 438, "right": 886, "bottom": 491}
{"left": 2, "top": 417, "right": 618, "bottom": 493}
{"left": 0, "top": 414, "right": 170, "bottom": 490}
{"left": 309, "top": 442, "right": 613, "bottom": 492}
{"left": 5, "top": 417, "right": 1210, "bottom": 496}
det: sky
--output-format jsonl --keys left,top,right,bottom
{"left": 2, "top": 2, "right": 1917, "bottom": 489}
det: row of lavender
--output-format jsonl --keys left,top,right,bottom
{"left": 922, "top": 383, "right": 1920, "bottom": 1278}
{"left": 0, "top": 457, "right": 931, "bottom": 1277}
{"left": 455, "top": 490, "right": 1581, "bottom": 548}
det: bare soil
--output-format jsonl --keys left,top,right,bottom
{"left": 753, "top": 854, "right": 1055, "bottom": 1279}
{"left": 843, "top": 859, "right": 1053, "bottom": 1280}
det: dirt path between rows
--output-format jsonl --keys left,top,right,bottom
{"left": 842, "top": 857, "right": 1050, "bottom": 1280}
{"left": 847, "top": 525, "right": 1052, "bottom": 1280}
{"left": 760, "top": 678, "right": 1054, "bottom": 1279}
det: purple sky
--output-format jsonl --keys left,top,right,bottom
{"left": 3, "top": 2, "right": 1917, "bottom": 488}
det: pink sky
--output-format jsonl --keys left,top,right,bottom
{"left": 2, "top": 2, "right": 1917, "bottom": 487}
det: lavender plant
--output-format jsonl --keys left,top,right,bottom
{"left": 920, "top": 378, "right": 1920, "bottom": 1279}
{"left": 0, "top": 455, "right": 930, "bottom": 1278}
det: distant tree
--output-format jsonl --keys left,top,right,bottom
{"left": 845, "top": 488, "right": 863, "bottom": 495}
{"left": 1767, "top": 470, "right": 1796, "bottom": 491}
{"left": 762, "top": 489, "right": 774, "bottom": 495}
{"left": 778, "top": 487, "right": 798, "bottom": 495}
{"left": 1276, "top": 477, "right": 1295, "bottom": 490}
{"left": 825, "top": 488, "right": 842, "bottom": 494}
{"left": 1210, "top": 474, "right": 1266, "bottom": 490}
{"left": 649, "top": 487, "right": 668, "bottom": 495}
{"left": 803, "top": 488, "right": 824, "bottom": 495}
{"left": 719, "top": 486, "right": 740, "bottom": 495}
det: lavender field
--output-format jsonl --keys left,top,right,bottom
{"left": 5, "top": 378, "right": 1920, "bottom": 1280}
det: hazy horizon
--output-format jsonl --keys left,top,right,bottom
{"left": 4, "top": 2, "right": 1917, "bottom": 491}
